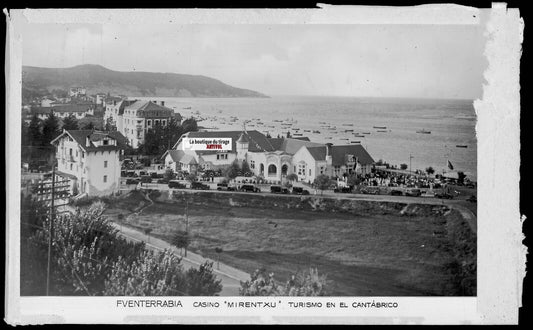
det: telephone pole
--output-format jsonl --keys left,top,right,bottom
{"left": 185, "top": 199, "right": 189, "bottom": 257}
{"left": 46, "top": 166, "right": 55, "bottom": 296}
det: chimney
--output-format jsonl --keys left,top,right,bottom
{"left": 325, "top": 143, "right": 333, "bottom": 158}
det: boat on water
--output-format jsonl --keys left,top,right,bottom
{"left": 313, "top": 130, "right": 321, "bottom": 134}
{"left": 350, "top": 141, "right": 361, "bottom": 144}
{"left": 353, "top": 135, "right": 365, "bottom": 138}
{"left": 342, "top": 124, "right": 354, "bottom": 126}
{"left": 377, "top": 130, "right": 388, "bottom": 133}
{"left": 340, "top": 138, "right": 349, "bottom": 140}
{"left": 362, "top": 132, "right": 371, "bottom": 135}
{"left": 456, "top": 145, "right": 468, "bottom": 148}
{"left": 325, "top": 137, "right": 333, "bottom": 139}
{"left": 373, "top": 126, "right": 387, "bottom": 129}
{"left": 183, "top": 106, "right": 192, "bottom": 109}
{"left": 416, "top": 129, "right": 432, "bottom": 134}
{"left": 344, "top": 129, "right": 354, "bottom": 132}
{"left": 293, "top": 133, "right": 303, "bottom": 137}
{"left": 304, "top": 129, "right": 311, "bottom": 132}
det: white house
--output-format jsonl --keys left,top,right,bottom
{"left": 50, "top": 130, "right": 128, "bottom": 196}
{"left": 121, "top": 100, "right": 180, "bottom": 148}
{"left": 40, "top": 97, "right": 56, "bottom": 107}
{"left": 32, "top": 104, "right": 95, "bottom": 120}
{"left": 69, "top": 86, "right": 87, "bottom": 98}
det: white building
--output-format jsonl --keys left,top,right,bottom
{"left": 95, "top": 93, "right": 107, "bottom": 106}
{"left": 40, "top": 97, "right": 56, "bottom": 107}
{"left": 166, "top": 130, "right": 373, "bottom": 182}
{"left": 32, "top": 104, "right": 95, "bottom": 120}
{"left": 50, "top": 130, "right": 128, "bottom": 196}
{"left": 69, "top": 87, "right": 87, "bottom": 97}
{"left": 121, "top": 100, "right": 179, "bottom": 148}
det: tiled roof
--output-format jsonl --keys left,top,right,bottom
{"left": 32, "top": 104, "right": 92, "bottom": 114}
{"left": 268, "top": 138, "right": 322, "bottom": 154}
{"left": 331, "top": 145, "right": 374, "bottom": 166}
{"left": 105, "top": 96, "right": 123, "bottom": 104}
{"left": 305, "top": 146, "right": 327, "bottom": 161}
{"left": 124, "top": 101, "right": 174, "bottom": 117}
{"left": 182, "top": 130, "right": 275, "bottom": 155}
{"left": 302, "top": 145, "right": 374, "bottom": 166}
{"left": 51, "top": 130, "right": 129, "bottom": 152}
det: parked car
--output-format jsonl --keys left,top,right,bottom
{"left": 292, "top": 187, "right": 310, "bottom": 195}
{"left": 191, "top": 181, "right": 210, "bottom": 190}
{"left": 334, "top": 186, "right": 352, "bottom": 193}
{"left": 240, "top": 184, "right": 261, "bottom": 193}
{"left": 270, "top": 185, "right": 289, "bottom": 194}
{"left": 217, "top": 183, "right": 236, "bottom": 191}
{"left": 125, "top": 178, "right": 140, "bottom": 185}
{"left": 467, "top": 195, "right": 477, "bottom": 203}
{"left": 390, "top": 189, "right": 404, "bottom": 196}
{"left": 139, "top": 175, "right": 152, "bottom": 184}
{"left": 168, "top": 180, "right": 186, "bottom": 189}
{"left": 405, "top": 188, "right": 422, "bottom": 197}
{"left": 361, "top": 186, "right": 381, "bottom": 195}
{"left": 435, "top": 192, "right": 454, "bottom": 199}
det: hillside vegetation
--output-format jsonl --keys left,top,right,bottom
{"left": 22, "top": 64, "right": 267, "bottom": 98}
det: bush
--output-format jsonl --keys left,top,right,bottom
{"left": 240, "top": 267, "right": 328, "bottom": 296}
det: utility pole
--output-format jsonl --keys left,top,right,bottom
{"left": 185, "top": 199, "right": 189, "bottom": 257}
{"left": 409, "top": 154, "right": 414, "bottom": 174}
{"left": 46, "top": 166, "right": 55, "bottom": 296}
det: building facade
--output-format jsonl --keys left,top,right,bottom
{"left": 168, "top": 130, "right": 374, "bottom": 182}
{"left": 121, "top": 100, "right": 177, "bottom": 148}
{"left": 50, "top": 130, "right": 128, "bottom": 196}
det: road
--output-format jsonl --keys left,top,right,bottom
{"left": 111, "top": 223, "right": 249, "bottom": 296}
{"left": 128, "top": 182, "right": 477, "bottom": 234}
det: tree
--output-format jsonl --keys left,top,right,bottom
{"left": 186, "top": 173, "right": 197, "bottom": 184}
{"left": 28, "top": 114, "right": 42, "bottom": 146}
{"left": 425, "top": 166, "right": 435, "bottom": 176}
{"left": 21, "top": 120, "right": 30, "bottom": 146}
{"left": 457, "top": 171, "right": 467, "bottom": 185}
{"left": 182, "top": 117, "right": 198, "bottom": 133}
{"left": 313, "top": 174, "right": 332, "bottom": 195}
{"left": 42, "top": 111, "right": 61, "bottom": 146}
{"left": 224, "top": 159, "right": 241, "bottom": 180}
{"left": 104, "top": 117, "right": 116, "bottom": 132}
{"left": 266, "top": 132, "right": 272, "bottom": 138}
{"left": 240, "top": 267, "right": 328, "bottom": 296}
{"left": 286, "top": 131, "right": 292, "bottom": 138}
{"left": 163, "top": 168, "right": 176, "bottom": 181}
{"left": 81, "top": 121, "right": 96, "bottom": 130}
{"left": 400, "top": 163, "right": 408, "bottom": 170}
{"left": 286, "top": 173, "right": 298, "bottom": 182}
{"left": 62, "top": 114, "right": 79, "bottom": 130}
{"left": 185, "top": 261, "right": 222, "bottom": 295}
{"left": 172, "top": 230, "right": 190, "bottom": 256}
{"left": 347, "top": 174, "right": 361, "bottom": 187}
{"left": 241, "top": 160, "right": 252, "bottom": 177}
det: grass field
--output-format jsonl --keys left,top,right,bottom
{"left": 104, "top": 191, "right": 476, "bottom": 296}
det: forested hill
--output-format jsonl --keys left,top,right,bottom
{"left": 22, "top": 64, "right": 268, "bottom": 98}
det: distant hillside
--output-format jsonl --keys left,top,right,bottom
{"left": 22, "top": 64, "right": 268, "bottom": 98}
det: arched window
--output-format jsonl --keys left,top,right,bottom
{"left": 268, "top": 164, "right": 277, "bottom": 176}
{"left": 281, "top": 164, "right": 288, "bottom": 175}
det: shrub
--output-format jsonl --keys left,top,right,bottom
{"left": 240, "top": 267, "right": 328, "bottom": 296}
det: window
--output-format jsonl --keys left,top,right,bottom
{"left": 104, "top": 160, "right": 108, "bottom": 168}
{"left": 309, "top": 169, "right": 312, "bottom": 176}
{"left": 69, "top": 148, "right": 73, "bottom": 156}
{"left": 103, "top": 140, "right": 109, "bottom": 145}
{"left": 147, "top": 120, "right": 151, "bottom": 126}
{"left": 76, "top": 150, "right": 78, "bottom": 157}
{"left": 162, "top": 120, "right": 166, "bottom": 126}
{"left": 250, "top": 160, "right": 255, "bottom": 169}
{"left": 103, "top": 175, "right": 107, "bottom": 183}
{"left": 70, "top": 163, "right": 73, "bottom": 170}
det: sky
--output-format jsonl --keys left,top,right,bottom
{"left": 21, "top": 23, "right": 488, "bottom": 99}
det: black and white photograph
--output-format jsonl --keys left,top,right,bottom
{"left": 5, "top": 4, "right": 523, "bottom": 325}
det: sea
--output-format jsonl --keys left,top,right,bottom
{"left": 137, "top": 95, "right": 477, "bottom": 181}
